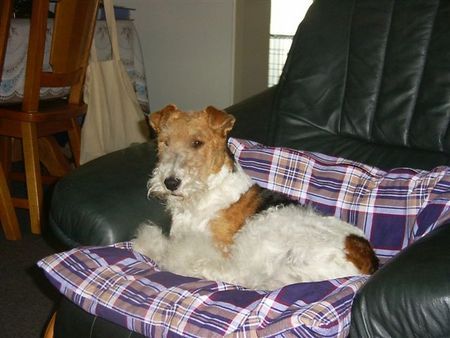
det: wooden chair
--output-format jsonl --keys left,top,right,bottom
{"left": 0, "top": 0, "right": 21, "bottom": 240}
{"left": 0, "top": 0, "right": 12, "bottom": 77}
{"left": 0, "top": 0, "right": 100, "bottom": 235}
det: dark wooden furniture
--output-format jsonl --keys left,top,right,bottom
{"left": 0, "top": 0, "right": 20, "bottom": 240}
{"left": 0, "top": 0, "right": 99, "bottom": 234}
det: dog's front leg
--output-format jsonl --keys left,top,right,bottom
{"left": 132, "top": 222, "right": 169, "bottom": 264}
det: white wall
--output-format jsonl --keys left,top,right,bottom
{"left": 115, "top": 0, "right": 235, "bottom": 111}
{"left": 115, "top": 0, "right": 269, "bottom": 112}
{"left": 234, "top": 0, "right": 270, "bottom": 103}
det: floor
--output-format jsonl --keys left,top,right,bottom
{"left": 0, "top": 187, "right": 62, "bottom": 337}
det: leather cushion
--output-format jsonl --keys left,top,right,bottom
{"left": 268, "top": 128, "right": 450, "bottom": 170}
{"left": 49, "top": 142, "right": 170, "bottom": 247}
{"left": 55, "top": 298, "right": 145, "bottom": 338}
{"left": 271, "top": 0, "right": 450, "bottom": 156}
{"left": 350, "top": 222, "right": 450, "bottom": 337}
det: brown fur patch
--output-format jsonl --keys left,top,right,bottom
{"left": 345, "top": 234, "right": 379, "bottom": 274}
{"left": 209, "top": 185, "right": 262, "bottom": 254}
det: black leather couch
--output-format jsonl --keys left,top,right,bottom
{"left": 48, "top": 0, "right": 450, "bottom": 337}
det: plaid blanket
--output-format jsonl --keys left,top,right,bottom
{"left": 38, "top": 242, "right": 368, "bottom": 337}
{"left": 228, "top": 138, "right": 450, "bottom": 263}
{"left": 38, "top": 138, "right": 450, "bottom": 337}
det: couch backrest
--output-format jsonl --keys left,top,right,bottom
{"left": 270, "top": 0, "right": 450, "bottom": 167}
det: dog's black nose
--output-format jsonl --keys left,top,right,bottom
{"left": 164, "top": 177, "right": 181, "bottom": 191}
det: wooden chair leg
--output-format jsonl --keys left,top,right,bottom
{"left": 68, "top": 118, "right": 81, "bottom": 167}
{"left": 43, "top": 312, "right": 56, "bottom": 338}
{"left": 21, "top": 122, "right": 43, "bottom": 234}
{"left": 11, "top": 137, "right": 24, "bottom": 162}
{"left": 0, "top": 136, "right": 12, "bottom": 181}
{"left": 38, "top": 137, "right": 71, "bottom": 177}
{"left": 0, "top": 164, "right": 21, "bottom": 240}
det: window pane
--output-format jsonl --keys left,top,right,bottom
{"left": 268, "top": 0, "right": 312, "bottom": 86}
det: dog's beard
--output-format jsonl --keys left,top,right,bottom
{"left": 146, "top": 173, "right": 168, "bottom": 200}
{"left": 147, "top": 166, "right": 207, "bottom": 202}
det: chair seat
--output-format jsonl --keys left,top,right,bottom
{"left": 0, "top": 100, "right": 86, "bottom": 122}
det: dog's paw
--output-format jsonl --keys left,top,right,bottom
{"left": 132, "top": 222, "right": 168, "bottom": 262}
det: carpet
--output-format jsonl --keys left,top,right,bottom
{"left": 0, "top": 183, "right": 63, "bottom": 337}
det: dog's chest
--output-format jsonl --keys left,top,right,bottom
{"left": 170, "top": 194, "right": 239, "bottom": 235}
{"left": 170, "top": 207, "right": 215, "bottom": 234}
{"left": 169, "top": 167, "right": 254, "bottom": 236}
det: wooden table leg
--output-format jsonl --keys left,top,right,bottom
{"left": 38, "top": 137, "right": 72, "bottom": 177}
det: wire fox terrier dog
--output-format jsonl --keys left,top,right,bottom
{"left": 133, "top": 105, "right": 378, "bottom": 290}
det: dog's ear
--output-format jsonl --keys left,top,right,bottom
{"left": 149, "top": 104, "right": 178, "bottom": 133}
{"left": 205, "top": 106, "right": 235, "bottom": 136}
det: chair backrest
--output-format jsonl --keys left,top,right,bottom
{"left": 0, "top": 0, "right": 13, "bottom": 78}
{"left": 270, "top": 0, "right": 450, "bottom": 156}
{"left": 23, "top": 0, "right": 100, "bottom": 112}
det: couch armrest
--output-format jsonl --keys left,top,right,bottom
{"left": 350, "top": 223, "right": 450, "bottom": 337}
{"left": 50, "top": 142, "right": 171, "bottom": 247}
{"left": 227, "top": 86, "right": 277, "bottom": 145}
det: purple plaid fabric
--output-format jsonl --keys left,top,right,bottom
{"left": 228, "top": 138, "right": 450, "bottom": 263}
{"left": 38, "top": 242, "right": 368, "bottom": 337}
{"left": 38, "top": 138, "right": 450, "bottom": 337}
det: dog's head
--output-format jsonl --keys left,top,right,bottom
{"left": 148, "top": 104, "right": 236, "bottom": 200}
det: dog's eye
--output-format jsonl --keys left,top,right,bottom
{"left": 191, "top": 140, "right": 204, "bottom": 149}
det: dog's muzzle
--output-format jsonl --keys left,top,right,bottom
{"left": 164, "top": 176, "right": 181, "bottom": 192}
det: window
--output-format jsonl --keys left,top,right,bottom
{"left": 268, "top": 0, "right": 312, "bottom": 86}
